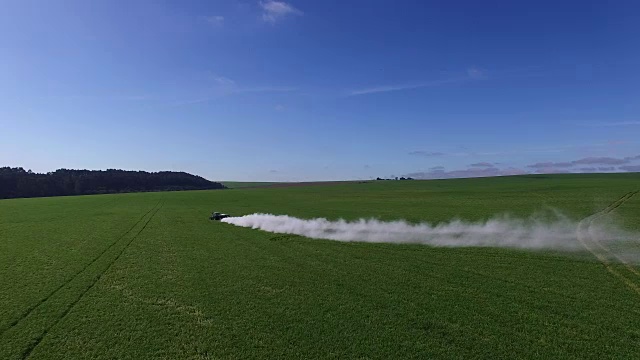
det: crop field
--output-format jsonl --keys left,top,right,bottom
{"left": 220, "top": 181, "right": 280, "bottom": 189}
{"left": 1, "top": 173, "right": 640, "bottom": 359}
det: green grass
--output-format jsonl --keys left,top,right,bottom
{"left": 220, "top": 181, "right": 280, "bottom": 189}
{"left": 1, "top": 173, "right": 640, "bottom": 359}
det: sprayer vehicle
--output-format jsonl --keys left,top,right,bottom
{"left": 210, "top": 212, "right": 230, "bottom": 220}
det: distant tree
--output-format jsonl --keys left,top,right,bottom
{"left": 0, "top": 167, "right": 226, "bottom": 199}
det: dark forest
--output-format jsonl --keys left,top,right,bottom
{"left": 0, "top": 167, "right": 225, "bottom": 199}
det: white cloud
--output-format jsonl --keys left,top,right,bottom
{"left": 346, "top": 68, "right": 488, "bottom": 97}
{"left": 527, "top": 155, "right": 639, "bottom": 169}
{"left": 212, "top": 75, "right": 236, "bottom": 86}
{"left": 469, "top": 162, "right": 494, "bottom": 167}
{"left": 260, "top": 1, "right": 303, "bottom": 24}
{"left": 403, "top": 152, "right": 640, "bottom": 179}
{"left": 620, "top": 165, "right": 640, "bottom": 172}
{"left": 203, "top": 15, "right": 225, "bottom": 27}
{"left": 466, "top": 66, "right": 487, "bottom": 80}
{"left": 347, "top": 78, "right": 461, "bottom": 96}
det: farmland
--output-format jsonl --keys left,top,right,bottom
{"left": 220, "top": 181, "right": 280, "bottom": 189}
{"left": 1, "top": 173, "right": 640, "bottom": 359}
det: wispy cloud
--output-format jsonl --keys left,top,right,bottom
{"left": 527, "top": 156, "right": 638, "bottom": 169}
{"left": 573, "top": 157, "right": 630, "bottom": 165}
{"left": 405, "top": 142, "right": 638, "bottom": 163}
{"left": 260, "top": 1, "right": 303, "bottom": 24}
{"left": 347, "top": 67, "right": 487, "bottom": 97}
{"left": 348, "top": 78, "right": 462, "bottom": 97}
{"left": 203, "top": 15, "right": 225, "bottom": 27}
{"left": 466, "top": 66, "right": 487, "bottom": 80}
{"left": 409, "top": 151, "right": 445, "bottom": 157}
{"left": 620, "top": 165, "right": 640, "bottom": 172}
{"left": 469, "top": 162, "right": 494, "bottom": 167}
{"left": 404, "top": 153, "right": 640, "bottom": 179}
{"left": 212, "top": 75, "right": 236, "bottom": 86}
{"left": 527, "top": 161, "right": 574, "bottom": 169}
{"left": 524, "top": 155, "right": 640, "bottom": 174}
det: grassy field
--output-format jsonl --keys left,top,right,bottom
{"left": 220, "top": 181, "right": 281, "bottom": 189}
{"left": 1, "top": 173, "right": 640, "bottom": 359}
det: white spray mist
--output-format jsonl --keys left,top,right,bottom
{"left": 221, "top": 213, "right": 634, "bottom": 251}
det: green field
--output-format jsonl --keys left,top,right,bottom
{"left": 1, "top": 174, "right": 640, "bottom": 359}
{"left": 221, "top": 181, "right": 281, "bottom": 189}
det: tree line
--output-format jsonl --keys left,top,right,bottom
{"left": 0, "top": 167, "right": 226, "bottom": 199}
{"left": 376, "top": 177, "right": 414, "bottom": 181}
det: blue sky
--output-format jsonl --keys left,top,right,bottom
{"left": 1, "top": 0, "right": 639, "bottom": 181}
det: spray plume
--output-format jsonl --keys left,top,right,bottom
{"left": 222, "top": 212, "right": 635, "bottom": 251}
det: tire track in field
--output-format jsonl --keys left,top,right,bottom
{"left": 590, "top": 191, "right": 640, "bottom": 278}
{"left": 577, "top": 190, "right": 640, "bottom": 296}
{"left": 20, "top": 201, "right": 165, "bottom": 359}
{"left": 586, "top": 190, "right": 639, "bottom": 278}
{"left": 0, "top": 200, "right": 162, "bottom": 337}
